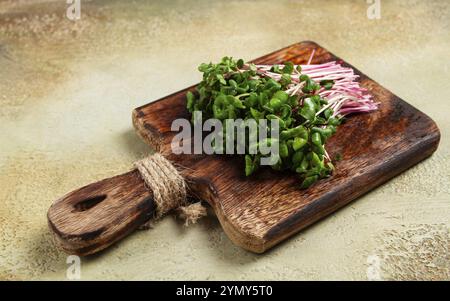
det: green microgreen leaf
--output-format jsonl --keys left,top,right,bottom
{"left": 186, "top": 57, "right": 343, "bottom": 189}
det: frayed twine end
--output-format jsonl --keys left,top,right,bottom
{"left": 139, "top": 202, "right": 208, "bottom": 230}
{"left": 177, "top": 202, "right": 208, "bottom": 226}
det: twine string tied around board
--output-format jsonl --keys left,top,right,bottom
{"left": 134, "top": 153, "right": 207, "bottom": 227}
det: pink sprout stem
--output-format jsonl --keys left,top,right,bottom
{"left": 243, "top": 60, "right": 378, "bottom": 117}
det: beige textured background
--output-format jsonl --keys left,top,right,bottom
{"left": 0, "top": 0, "right": 449, "bottom": 280}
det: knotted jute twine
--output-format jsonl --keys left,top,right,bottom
{"left": 134, "top": 153, "right": 207, "bottom": 227}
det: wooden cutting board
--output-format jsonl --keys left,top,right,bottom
{"left": 48, "top": 41, "right": 440, "bottom": 256}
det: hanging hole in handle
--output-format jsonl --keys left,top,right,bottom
{"left": 73, "top": 194, "right": 107, "bottom": 212}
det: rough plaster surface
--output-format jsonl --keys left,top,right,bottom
{"left": 0, "top": 0, "right": 449, "bottom": 280}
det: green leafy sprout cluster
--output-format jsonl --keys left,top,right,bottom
{"left": 186, "top": 57, "right": 342, "bottom": 189}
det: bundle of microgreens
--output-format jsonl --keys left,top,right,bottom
{"left": 186, "top": 54, "right": 378, "bottom": 189}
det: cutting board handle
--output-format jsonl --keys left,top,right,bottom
{"left": 47, "top": 170, "right": 155, "bottom": 256}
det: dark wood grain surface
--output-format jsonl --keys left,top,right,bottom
{"left": 132, "top": 41, "right": 440, "bottom": 252}
{"left": 48, "top": 41, "right": 440, "bottom": 255}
